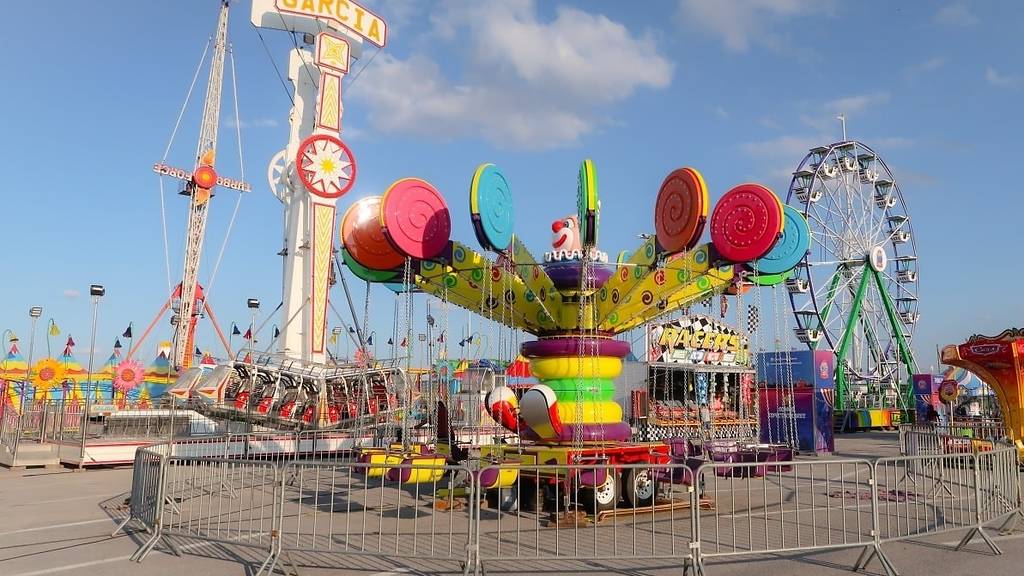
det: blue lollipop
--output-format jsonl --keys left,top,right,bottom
{"left": 750, "top": 205, "right": 811, "bottom": 275}
{"left": 470, "top": 163, "right": 514, "bottom": 252}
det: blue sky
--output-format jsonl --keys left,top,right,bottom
{"left": 0, "top": 0, "right": 1020, "bottom": 373}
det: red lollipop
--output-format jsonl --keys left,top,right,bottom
{"left": 380, "top": 178, "right": 451, "bottom": 260}
{"left": 654, "top": 167, "right": 708, "bottom": 253}
{"left": 709, "top": 183, "right": 784, "bottom": 263}
{"left": 340, "top": 196, "right": 405, "bottom": 270}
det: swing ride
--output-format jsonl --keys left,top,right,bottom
{"left": 338, "top": 155, "right": 811, "bottom": 503}
{"left": 785, "top": 141, "right": 919, "bottom": 430}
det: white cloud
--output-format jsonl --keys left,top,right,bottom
{"left": 676, "top": 0, "right": 836, "bottom": 53}
{"left": 934, "top": 3, "right": 979, "bottom": 26}
{"left": 710, "top": 105, "right": 730, "bottom": 119}
{"left": 905, "top": 57, "right": 946, "bottom": 76}
{"left": 739, "top": 93, "right": 907, "bottom": 186}
{"left": 351, "top": 1, "right": 673, "bottom": 149}
{"left": 224, "top": 117, "right": 279, "bottom": 129}
{"left": 985, "top": 66, "right": 1020, "bottom": 87}
{"left": 797, "top": 92, "right": 890, "bottom": 131}
{"left": 824, "top": 92, "right": 890, "bottom": 115}
{"left": 740, "top": 135, "right": 823, "bottom": 162}
{"left": 63, "top": 289, "right": 80, "bottom": 299}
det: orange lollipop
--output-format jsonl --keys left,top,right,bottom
{"left": 340, "top": 196, "right": 405, "bottom": 270}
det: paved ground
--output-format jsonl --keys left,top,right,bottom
{"left": 0, "top": 432, "right": 1021, "bottom": 576}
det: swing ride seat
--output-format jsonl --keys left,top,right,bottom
{"left": 385, "top": 455, "right": 448, "bottom": 484}
{"left": 702, "top": 441, "right": 744, "bottom": 477}
{"left": 574, "top": 457, "right": 611, "bottom": 488}
{"left": 354, "top": 449, "right": 405, "bottom": 478}
{"left": 652, "top": 438, "right": 696, "bottom": 485}
{"left": 752, "top": 444, "right": 794, "bottom": 473}
{"left": 474, "top": 462, "right": 520, "bottom": 490}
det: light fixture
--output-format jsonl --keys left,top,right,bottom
{"left": 90, "top": 284, "right": 105, "bottom": 297}
{"left": 29, "top": 306, "right": 42, "bottom": 318}
{"left": 247, "top": 298, "right": 260, "bottom": 310}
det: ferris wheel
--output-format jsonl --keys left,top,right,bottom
{"left": 785, "top": 141, "right": 919, "bottom": 411}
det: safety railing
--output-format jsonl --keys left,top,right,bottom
{"left": 275, "top": 460, "right": 473, "bottom": 575}
{"left": 473, "top": 462, "right": 697, "bottom": 571}
{"left": 695, "top": 459, "right": 877, "bottom": 563}
{"left": 122, "top": 435, "right": 1022, "bottom": 576}
{"left": 900, "top": 421, "right": 1008, "bottom": 454}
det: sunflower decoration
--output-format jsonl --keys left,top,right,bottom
{"left": 31, "top": 358, "right": 66, "bottom": 392}
{"left": 114, "top": 358, "right": 144, "bottom": 393}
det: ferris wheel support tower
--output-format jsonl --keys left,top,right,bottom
{"left": 252, "top": 0, "right": 386, "bottom": 364}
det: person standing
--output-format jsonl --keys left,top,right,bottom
{"left": 699, "top": 403, "right": 712, "bottom": 437}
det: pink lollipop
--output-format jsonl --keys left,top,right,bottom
{"left": 381, "top": 178, "right": 451, "bottom": 259}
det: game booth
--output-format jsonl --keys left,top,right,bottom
{"left": 631, "top": 315, "right": 759, "bottom": 442}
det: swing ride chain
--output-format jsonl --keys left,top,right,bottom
{"left": 399, "top": 257, "right": 414, "bottom": 452}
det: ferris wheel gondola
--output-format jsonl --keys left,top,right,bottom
{"left": 786, "top": 141, "right": 919, "bottom": 413}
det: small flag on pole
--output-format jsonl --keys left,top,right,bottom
{"left": 437, "top": 332, "right": 445, "bottom": 343}
{"left": 400, "top": 338, "right": 407, "bottom": 348}
{"left": 348, "top": 327, "right": 355, "bottom": 334}
{"left": 122, "top": 324, "right": 133, "bottom": 339}
{"left": 387, "top": 338, "right": 394, "bottom": 346}
{"left": 273, "top": 326, "right": 280, "bottom": 338}
{"left": 231, "top": 323, "right": 241, "bottom": 336}
{"left": 66, "top": 336, "right": 75, "bottom": 347}
{"left": 243, "top": 328, "right": 252, "bottom": 341}
{"left": 113, "top": 338, "right": 122, "bottom": 349}
{"left": 367, "top": 334, "right": 374, "bottom": 345}
{"left": 195, "top": 346, "right": 201, "bottom": 355}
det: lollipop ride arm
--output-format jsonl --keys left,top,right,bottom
{"left": 607, "top": 264, "right": 734, "bottom": 333}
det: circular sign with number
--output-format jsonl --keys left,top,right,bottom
{"left": 296, "top": 134, "right": 356, "bottom": 198}
{"left": 938, "top": 380, "right": 959, "bottom": 403}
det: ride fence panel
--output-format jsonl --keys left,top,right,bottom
{"left": 901, "top": 429, "right": 945, "bottom": 456}
{"left": 473, "top": 463, "right": 697, "bottom": 569}
{"left": 0, "top": 398, "right": 21, "bottom": 453}
{"left": 296, "top": 430, "right": 360, "bottom": 463}
{"left": 694, "top": 458, "right": 878, "bottom": 570}
{"left": 13, "top": 397, "right": 49, "bottom": 444}
{"left": 874, "top": 451, "right": 989, "bottom": 545}
{"left": 150, "top": 455, "right": 280, "bottom": 569}
{"left": 275, "top": 460, "right": 473, "bottom": 573}
{"left": 167, "top": 435, "right": 236, "bottom": 459}
{"left": 945, "top": 420, "right": 1007, "bottom": 442}
{"left": 974, "top": 446, "right": 1022, "bottom": 525}
{"left": 234, "top": 431, "right": 302, "bottom": 463}
{"left": 121, "top": 446, "right": 168, "bottom": 534}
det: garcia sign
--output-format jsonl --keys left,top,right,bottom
{"left": 651, "top": 315, "right": 750, "bottom": 367}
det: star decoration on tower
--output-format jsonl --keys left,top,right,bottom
{"left": 296, "top": 134, "right": 356, "bottom": 198}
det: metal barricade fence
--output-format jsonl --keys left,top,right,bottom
{"left": 0, "top": 399, "right": 20, "bottom": 455}
{"left": 152, "top": 455, "right": 281, "bottom": 572}
{"left": 473, "top": 462, "right": 697, "bottom": 571}
{"left": 945, "top": 420, "right": 1007, "bottom": 442}
{"left": 975, "top": 446, "right": 1022, "bottom": 525}
{"left": 274, "top": 460, "right": 473, "bottom": 575}
{"left": 121, "top": 432, "right": 1022, "bottom": 575}
{"left": 693, "top": 458, "right": 879, "bottom": 572}
{"left": 874, "top": 450, "right": 1000, "bottom": 558}
{"left": 902, "top": 429, "right": 945, "bottom": 456}
{"left": 115, "top": 446, "right": 167, "bottom": 537}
